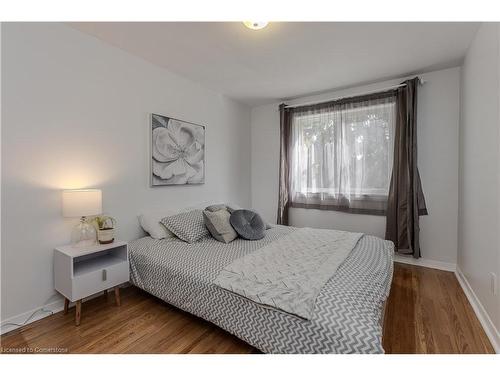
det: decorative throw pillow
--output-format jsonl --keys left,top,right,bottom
{"left": 138, "top": 212, "right": 174, "bottom": 239}
{"left": 160, "top": 210, "right": 209, "bottom": 243}
{"left": 205, "top": 204, "right": 228, "bottom": 213}
{"left": 225, "top": 204, "right": 240, "bottom": 214}
{"left": 203, "top": 209, "right": 238, "bottom": 243}
{"left": 206, "top": 203, "right": 273, "bottom": 226}
{"left": 225, "top": 204, "right": 272, "bottom": 229}
{"left": 138, "top": 203, "right": 213, "bottom": 239}
{"left": 229, "top": 209, "right": 266, "bottom": 240}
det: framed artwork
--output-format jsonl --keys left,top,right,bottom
{"left": 150, "top": 113, "right": 205, "bottom": 186}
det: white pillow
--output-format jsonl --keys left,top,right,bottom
{"left": 137, "top": 201, "right": 216, "bottom": 239}
{"left": 138, "top": 212, "right": 174, "bottom": 239}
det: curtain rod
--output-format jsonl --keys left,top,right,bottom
{"left": 284, "top": 77, "right": 426, "bottom": 109}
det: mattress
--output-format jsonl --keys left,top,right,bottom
{"left": 128, "top": 225, "right": 394, "bottom": 354}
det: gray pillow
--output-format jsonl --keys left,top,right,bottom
{"left": 226, "top": 204, "right": 240, "bottom": 214}
{"left": 160, "top": 210, "right": 209, "bottom": 243}
{"left": 205, "top": 204, "right": 227, "bottom": 212}
{"left": 229, "top": 209, "right": 266, "bottom": 240}
{"left": 226, "top": 204, "right": 272, "bottom": 229}
{"left": 203, "top": 209, "right": 238, "bottom": 243}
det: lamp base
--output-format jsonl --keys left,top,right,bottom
{"left": 71, "top": 217, "right": 97, "bottom": 248}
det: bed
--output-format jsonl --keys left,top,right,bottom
{"left": 128, "top": 225, "right": 394, "bottom": 354}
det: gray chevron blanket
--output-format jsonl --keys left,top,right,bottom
{"left": 214, "top": 228, "right": 363, "bottom": 319}
{"left": 129, "top": 226, "right": 394, "bottom": 353}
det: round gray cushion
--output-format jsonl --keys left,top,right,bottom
{"left": 229, "top": 209, "right": 266, "bottom": 240}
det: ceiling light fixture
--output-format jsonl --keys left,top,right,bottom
{"left": 243, "top": 21, "right": 268, "bottom": 30}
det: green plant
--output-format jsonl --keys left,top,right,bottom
{"left": 92, "top": 215, "right": 116, "bottom": 230}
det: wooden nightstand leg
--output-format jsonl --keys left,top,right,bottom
{"left": 114, "top": 287, "right": 121, "bottom": 306}
{"left": 64, "top": 298, "right": 69, "bottom": 315}
{"left": 75, "top": 300, "right": 82, "bottom": 326}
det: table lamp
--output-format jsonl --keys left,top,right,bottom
{"left": 62, "top": 189, "right": 102, "bottom": 247}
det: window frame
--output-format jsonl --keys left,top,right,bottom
{"left": 287, "top": 90, "right": 397, "bottom": 216}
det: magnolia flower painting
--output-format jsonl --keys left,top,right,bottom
{"left": 151, "top": 114, "right": 205, "bottom": 186}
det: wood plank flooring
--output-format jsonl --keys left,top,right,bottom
{"left": 383, "top": 263, "right": 494, "bottom": 353}
{"left": 1, "top": 263, "right": 494, "bottom": 354}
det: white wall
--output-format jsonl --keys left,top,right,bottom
{"left": 251, "top": 67, "right": 460, "bottom": 265}
{"left": 458, "top": 23, "right": 500, "bottom": 345}
{"left": 1, "top": 23, "right": 251, "bottom": 321}
{"left": 0, "top": 23, "right": 3, "bottom": 329}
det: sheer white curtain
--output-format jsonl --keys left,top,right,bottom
{"left": 289, "top": 92, "right": 396, "bottom": 214}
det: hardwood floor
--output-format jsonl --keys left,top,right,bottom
{"left": 1, "top": 263, "right": 494, "bottom": 354}
{"left": 383, "top": 263, "right": 494, "bottom": 354}
{"left": 1, "top": 287, "right": 256, "bottom": 354}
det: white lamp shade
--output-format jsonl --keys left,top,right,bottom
{"left": 62, "top": 189, "right": 102, "bottom": 217}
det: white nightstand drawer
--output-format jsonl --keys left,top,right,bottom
{"left": 54, "top": 241, "right": 129, "bottom": 325}
{"left": 72, "top": 260, "right": 129, "bottom": 301}
{"left": 54, "top": 241, "right": 129, "bottom": 302}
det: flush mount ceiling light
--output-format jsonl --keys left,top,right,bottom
{"left": 243, "top": 21, "right": 268, "bottom": 30}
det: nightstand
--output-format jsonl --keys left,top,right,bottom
{"left": 54, "top": 241, "right": 129, "bottom": 326}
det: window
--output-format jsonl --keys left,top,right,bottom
{"left": 289, "top": 92, "right": 396, "bottom": 215}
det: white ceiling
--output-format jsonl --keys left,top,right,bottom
{"left": 70, "top": 22, "right": 479, "bottom": 106}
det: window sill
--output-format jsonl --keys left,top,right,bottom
{"left": 290, "top": 202, "right": 387, "bottom": 216}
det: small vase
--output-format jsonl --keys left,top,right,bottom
{"left": 71, "top": 218, "right": 97, "bottom": 247}
{"left": 97, "top": 228, "right": 115, "bottom": 244}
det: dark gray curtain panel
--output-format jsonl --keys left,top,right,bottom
{"left": 277, "top": 103, "right": 291, "bottom": 225}
{"left": 385, "top": 77, "right": 428, "bottom": 258}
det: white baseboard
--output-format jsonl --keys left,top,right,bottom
{"left": 1, "top": 284, "right": 129, "bottom": 335}
{"left": 394, "top": 254, "right": 457, "bottom": 272}
{"left": 455, "top": 267, "right": 500, "bottom": 353}
{"left": 0, "top": 296, "right": 65, "bottom": 335}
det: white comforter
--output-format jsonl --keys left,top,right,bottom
{"left": 213, "top": 227, "right": 363, "bottom": 319}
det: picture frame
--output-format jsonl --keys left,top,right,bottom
{"left": 150, "top": 113, "right": 205, "bottom": 186}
